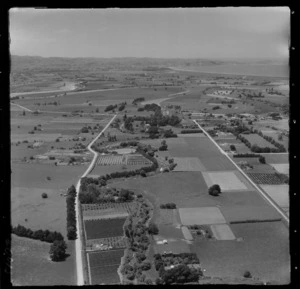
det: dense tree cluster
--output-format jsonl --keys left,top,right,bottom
{"left": 132, "top": 97, "right": 145, "bottom": 105}
{"left": 208, "top": 184, "right": 222, "bottom": 197}
{"left": 154, "top": 253, "right": 202, "bottom": 284}
{"left": 12, "top": 225, "right": 64, "bottom": 243}
{"left": 160, "top": 203, "right": 176, "bottom": 209}
{"left": 159, "top": 140, "right": 168, "bottom": 151}
{"left": 49, "top": 240, "right": 67, "bottom": 262}
{"left": 144, "top": 103, "right": 161, "bottom": 112}
{"left": 104, "top": 104, "right": 118, "bottom": 112}
{"left": 118, "top": 102, "right": 126, "bottom": 111}
{"left": 66, "top": 185, "right": 77, "bottom": 240}
{"left": 180, "top": 129, "right": 203, "bottom": 134}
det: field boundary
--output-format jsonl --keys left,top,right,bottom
{"left": 193, "top": 120, "right": 289, "bottom": 225}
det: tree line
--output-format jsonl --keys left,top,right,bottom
{"left": 66, "top": 185, "right": 77, "bottom": 240}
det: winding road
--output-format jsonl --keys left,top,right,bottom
{"left": 193, "top": 119, "right": 289, "bottom": 225}
{"left": 74, "top": 114, "right": 117, "bottom": 285}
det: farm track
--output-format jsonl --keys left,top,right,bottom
{"left": 75, "top": 114, "right": 117, "bottom": 285}
{"left": 193, "top": 120, "right": 289, "bottom": 225}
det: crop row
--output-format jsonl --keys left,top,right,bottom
{"left": 97, "top": 155, "right": 125, "bottom": 165}
{"left": 247, "top": 173, "right": 287, "bottom": 185}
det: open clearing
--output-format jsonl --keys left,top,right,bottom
{"left": 178, "top": 207, "right": 227, "bottom": 225}
{"left": 260, "top": 185, "right": 289, "bottom": 208}
{"left": 191, "top": 221, "right": 289, "bottom": 284}
{"left": 11, "top": 187, "right": 68, "bottom": 237}
{"left": 154, "top": 240, "right": 191, "bottom": 254}
{"left": 270, "top": 163, "right": 289, "bottom": 175}
{"left": 210, "top": 224, "right": 236, "bottom": 240}
{"left": 11, "top": 235, "right": 76, "bottom": 286}
{"left": 173, "top": 157, "right": 206, "bottom": 171}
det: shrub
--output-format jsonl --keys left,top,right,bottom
{"left": 46, "top": 176, "right": 51, "bottom": 181}
{"left": 243, "top": 271, "right": 252, "bottom": 278}
{"left": 258, "top": 156, "right": 266, "bottom": 164}
{"left": 148, "top": 223, "right": 159, "bottom": 235}
{"left": 208, "top": 184, "right": 221, "bottom": 196}
{"left": 41, "top": 193, "right": 48, "bottom": 199}
{"left": 230, "top": 144, "right": 236, "bottom": 151}
{"left": 49, "top": 240, "right": 67, "bottom": 262}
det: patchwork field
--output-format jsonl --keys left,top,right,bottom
{"left": 240, "top": 133, "right": 277, "bottom": 149}
{"left": 210, "top": 224, "right": 235, "bottom": 240}
{"left": 260, "top": 185, "right": 289, "bottom": 208}
{"left": 84, "top": 218, "right": 126, "bottom": 240}
{"left": 202, "top": 171, "right": 249, "bottom": 191}
{"left": 178, "top": 207, "right": 227, "bottom": 226}
{"left": 270, "top": 163, "right": 289, "bottom": 175}
{"left": 11, "top": 235, "right": 76, "bottom": 286}
{"left": 191, "top": 221, "right": 290, "bottom": 283}
{"left": 173, "top": 157, "right": 206, "bottom": 171}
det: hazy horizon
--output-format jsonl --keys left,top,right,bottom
{"left": 9, "top": 8, "right": 290, "bottom": 60}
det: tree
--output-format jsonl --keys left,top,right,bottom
{"left": 208, "top": 184, "right": 222, "bottom": 197}
{"left": 49, "top": 240, "right": 67, "bottom": 262}
{"left": 41, "top": 192, "right": 48, "bottom": 199}
{"left": 258, "top": 155, "right": 266, "bottom": 164}
{"left": 148, "top": 223, "right": 159, "bottom": 235}
{"left": 230, "top": 144, "right": 236, "bottom": 151}
{"left": 243, "top": 271, "right": 252, "bottom": 278}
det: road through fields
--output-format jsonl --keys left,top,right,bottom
{"left": 75, "top": 114, "right": 117, "bottom": 285}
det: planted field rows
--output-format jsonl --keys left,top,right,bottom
{"left": 97, "top": 155, "right": 125, "bottom": 165}
{"left": 247, "top": 172, "right": 287, "bottom": 185}
{"left": 88, "top": 249, "right": 124, "bottom": 284}
{"left": 84, "top": 218, "right": 126, "bottom": 240}
{"left": 86, "top": 236, "right": 126, "bottom": 249}
{"left": 126, "top": 154, "right": 152, "bottom": 166}
{"left": 241, "top": 133, "right": 277, "bottom": 149}
{"left": 82, "top": 202, "right": 136, "bottom": 217}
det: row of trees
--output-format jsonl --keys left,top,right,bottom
{"left": 104, "top": 104, "right": 118, "bottom": 112}
{"left": 253, "top": 129, "right": 286, "bottom": 152}
{"left": 160, "top": 203, "right": 177, "bottom": 209}
{"left": 66, "top": 185, "right": 77, "bottom": 240}
{"left": 180, "top": 129, "right": 203, "bottom": 134}
{"left": 12, "top": 225, "right": 64, "bottom": 243}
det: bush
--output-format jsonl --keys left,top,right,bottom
{"left": 230, "top": 144, "right": 236, "bottom": 151}
{"left": 258, "top": 156, "right": 266, "bottom": 164}
{"left": 140, "top": 261, "right": 151, "bottom": 271}
{"left": 49, "top": 240, "right": 67, "bottom": 262}
{"left": 243, "top": 271, "right": 252, "bottom": 278}
{"left": 41, "top": 193, "right": 48, "bottom": 199}
{"left": 208, "top": 184, "right": 221, "bottom": 197}
{"left": 148, "top": 223, "right": 159, "bottom": 235}
{"left": 160, "top": 203, "right": 176, "bottom": 209}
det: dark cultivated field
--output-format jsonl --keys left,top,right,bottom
{"left": 88, "top": 249, "right": 124, "bottom": 284}
{"left": 84, "top": 218, "right": 126, "bottom": 240}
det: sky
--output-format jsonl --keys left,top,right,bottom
{"left": 9, "top": 7, "right": 290, "bottom": 60}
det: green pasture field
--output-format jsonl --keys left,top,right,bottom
{"left": 191, "top": 221, "right": 289, "bottom": 284}
{"left": 261, "top": 153, "right": 289, "bottom": 164}
{"left": 210, "top": 224, "right": 236, "bottom": 240}
{"left": 11, "top": 187, "right": 69, "bottom": 237}
{"left": 11, "top": 162, "right": 86, "bottom": 189}
{"left": 260, "top": 130, "right": 289, "bottom": 150}
{"left": 260, "top": 185, "right": 289, "bottom": 208}
{"left": 173, "top": 157, "right": 207, "bottom": 171}
{"left": 179, "top": 207, "right": 227, "bottom": 226}
{"left": 11, "top": 235, "right": 76, "bottom": 286}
